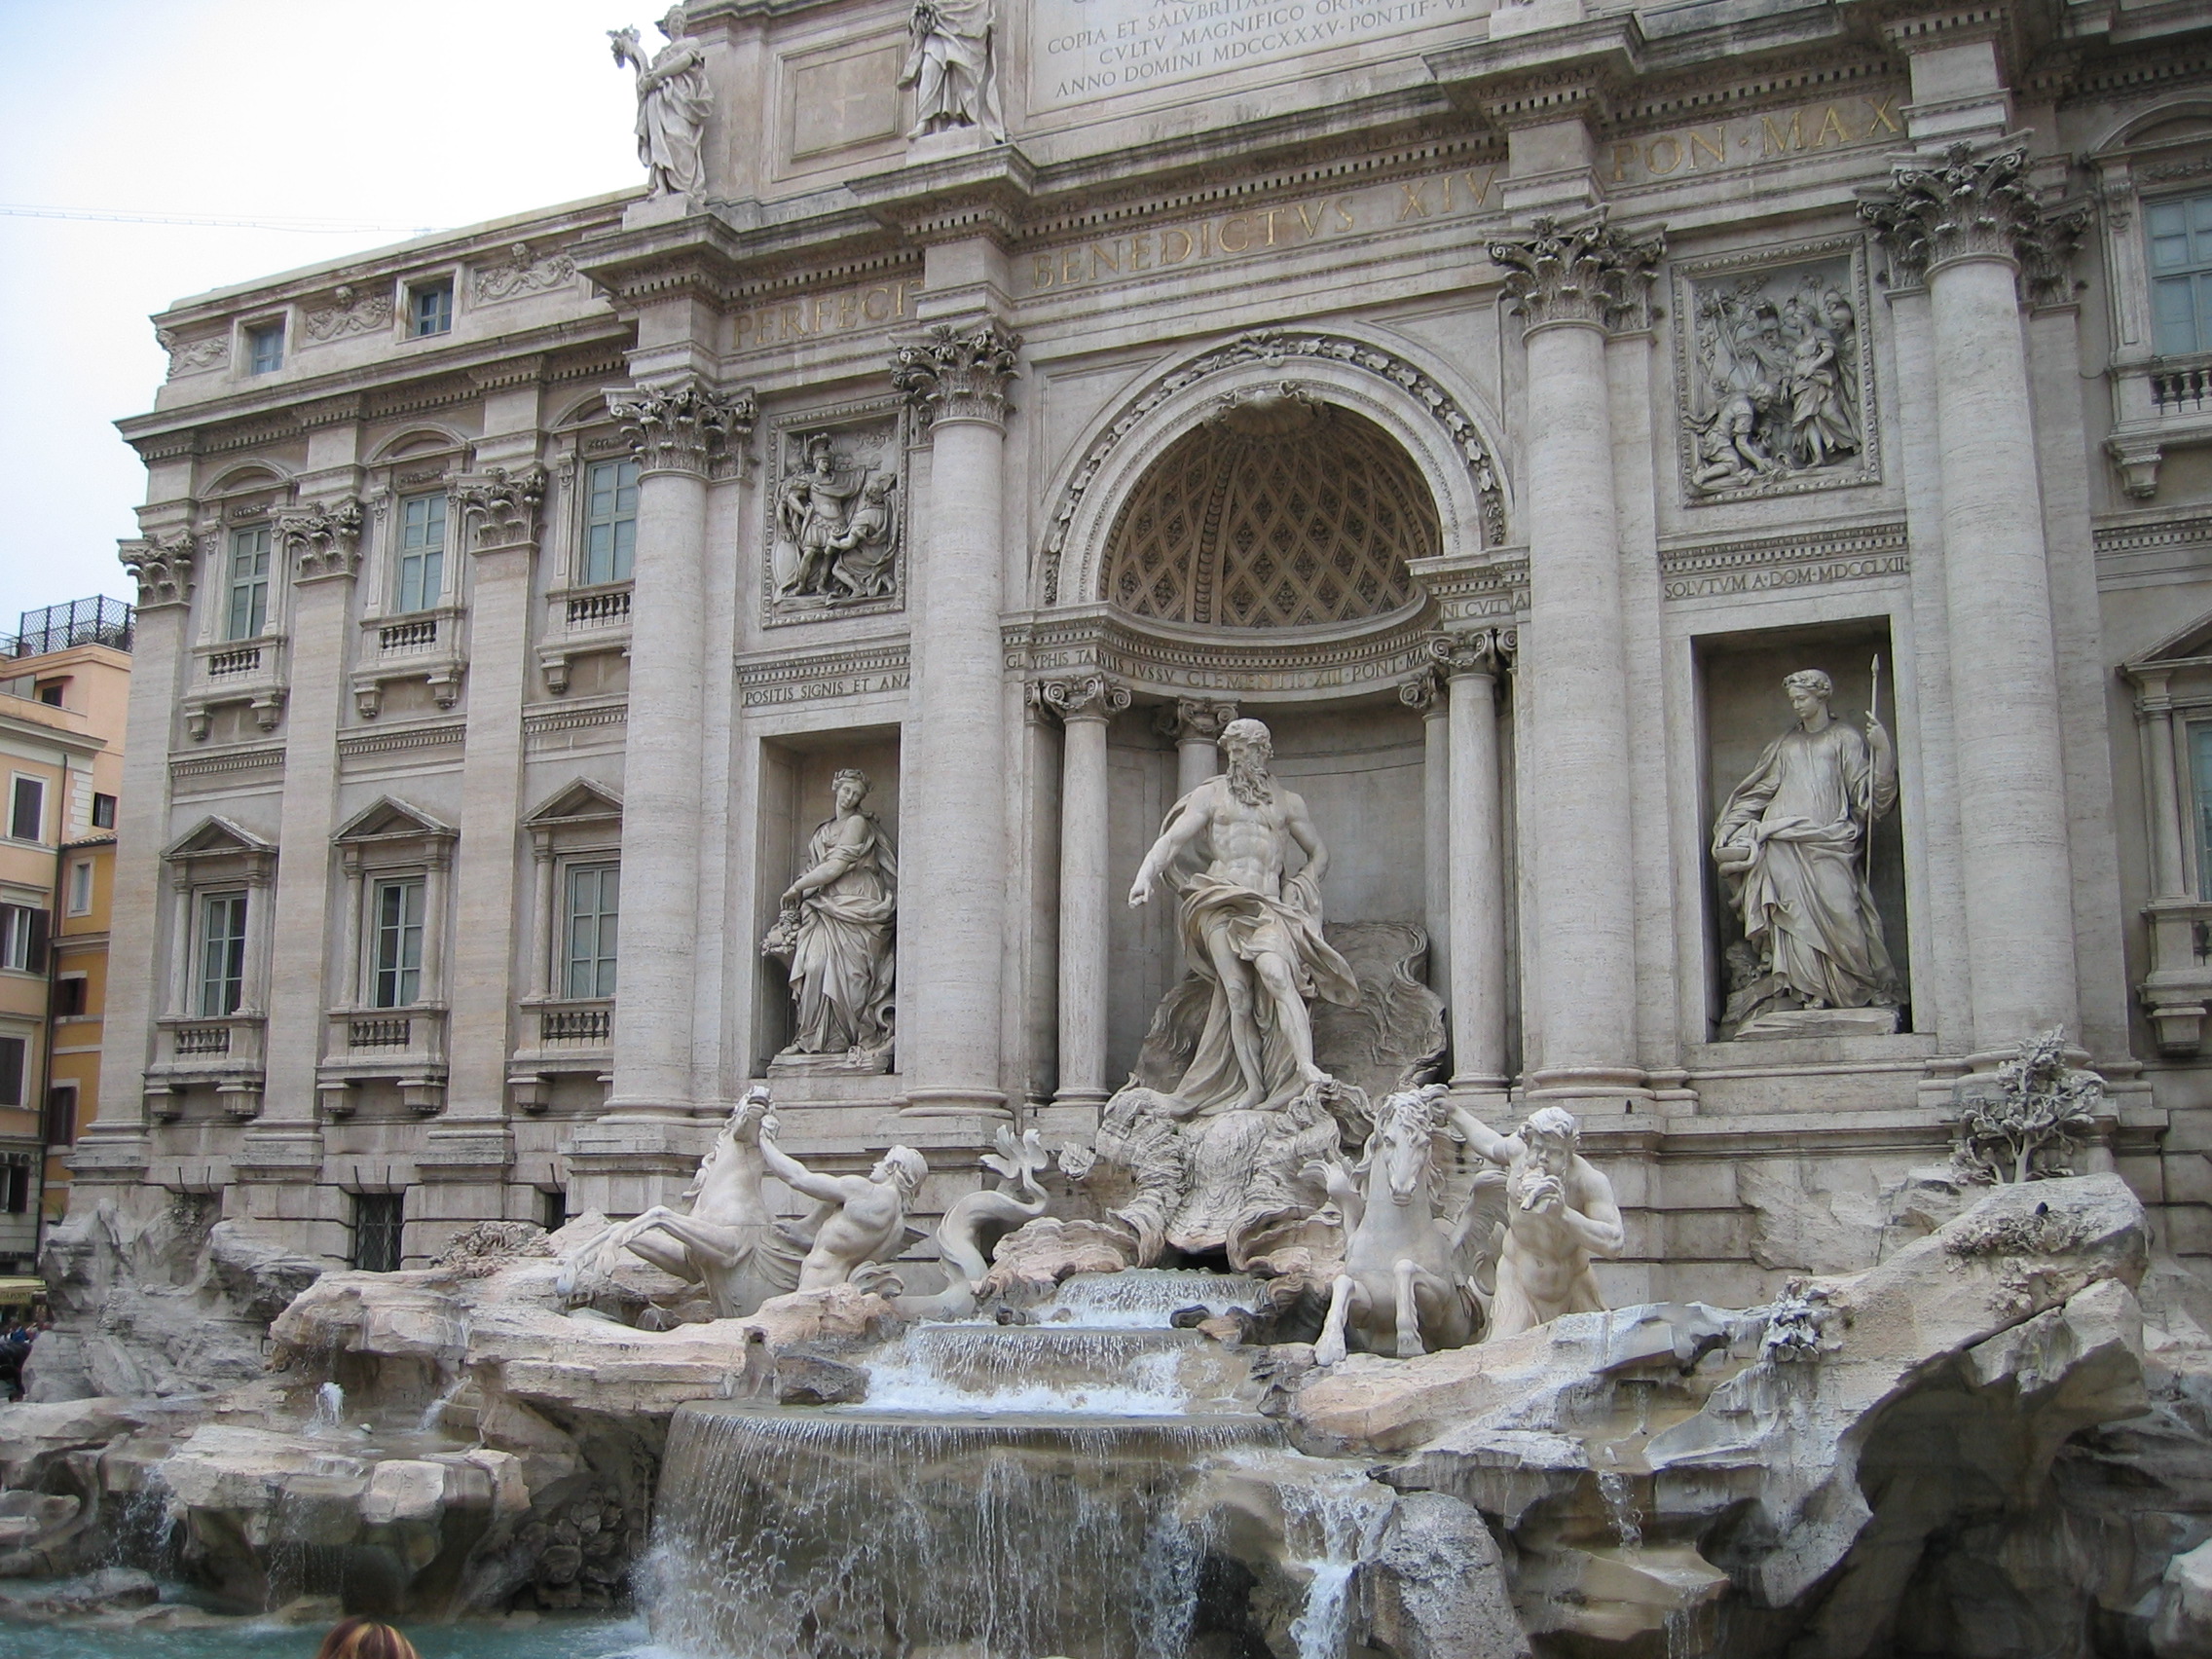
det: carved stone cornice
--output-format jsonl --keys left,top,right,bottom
{"left": 276, "top": 498, "right": 364, "bottom": 582}
{"left": 1488, "top": 213, "right": 1666, "bottom": 336}
{"left": 608, "top": 379, "right": 757, "bottom": 478}
{"left": 891, "top": 320, "right": 1022, "bottom": 431}
{"left": 1432, "top": 625, "right": 1514, "bottom": 679}
{"left": 1859, "top": 140, "right": 2086, "bottom": 301}
{"left": 1153, "top": 697, "right": 1239, "bottom": 743}
{"left": 1029, "top": 672, "right": 1131, "bottom": 724}
{"left": 457, "top": 466, "right": 548, "bottom": 554}
{"left": 120, "top": 531, "right": 197, "bottom": 609}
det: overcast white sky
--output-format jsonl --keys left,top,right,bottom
{"left": 0, "top": 0, "right": 651, "bottom": 631}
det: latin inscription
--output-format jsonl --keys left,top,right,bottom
{"left": 1032, "top": 0, "right": 1483, "bottom": 110}
{"left": 731, "top": 278, "right": 926, "bottom": 353}
{"left": 1608, "top": 93, "right": 1903, "bottom": 188}
{"left": 1022, "top": 167, "right": 1499, "bottom": 294}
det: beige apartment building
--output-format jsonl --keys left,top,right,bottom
{"left": 0, "top": 602, "right": 130, "bottom": 1265}
{"left": 57, "top": 0, "right": 2212, "bottom": 1296}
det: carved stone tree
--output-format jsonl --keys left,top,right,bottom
{"left": 1859, "top": 144, "right": 2087, "bottom": 1052}
{"left": 1484, "top": 211, "right": 1663, "bottom": 1105}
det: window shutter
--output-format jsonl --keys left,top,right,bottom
{"left": 23, "top": 910, "right": 47, "bottom": 976}
{"left": 0, "top": 1040, "right": 21, "bottom": 1107}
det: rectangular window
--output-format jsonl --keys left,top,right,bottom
{"left": 0, "top": 1040, "right": 21, "bottom": 1107}
{"left": 540, "top": 1187, "right": 567, "bottom": 1235}
{"left": 91, "top": 793, "right": 115, "bottom": 830}
{"left": 2150, "top": 192, "right": 2212, "bottom": 357}
{"left": 352, "top": 1192, "right": 404, "bottom": 1272}
{"left": 5, "top": 1164, "right": 29, "bottom": 1215}
{"left": 198, "top": 891, "right": 248, "bottom": 1016}
{"left": 66, "top": 861, "right": 92, "bottom": 917}
{"left": 581, "top": 459, "right": 641, "bottom": 585}
{"left": 246, "top": 321, "right": 284, "bottom": 375}
{"left": 371, "top": 877, "right": 425, "bottom": 1008}
{"left": 563, "top": 864, "right": 619, "bottom": 1000}
{"left": 43, "top": 1087, "right": 75, "bottom": 1148}
{"left": 52, "top": 977, "right": 86, "bottom": 1018}
{"left": 0, "top": 907, "right": 46, "bottom": 975}
{"left": 409, "top": 280, "right": 453, "bottom": 338}
{"left": 35, "top": 682, "right": 62, "bottom": 708}
{"left": 226, "top": 526, "right": 273, "bottom": 641}
{"left": 395, "top": 493, "right": 446, "bottom": 613}
{"left": 8, "top": 778, "right": 42, "bottom": 843}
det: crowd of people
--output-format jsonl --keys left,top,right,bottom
{"left": 0, "top": 1308, "right": 48, "bottom": 1401}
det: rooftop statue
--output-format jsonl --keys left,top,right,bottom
{"left": 1713, "top": 668, "right": 1899, "bottom": 1037}
{"left": 900, "top": 0, "right": 1005, "bottom": 144}
{"left": 609, "top": 8, "right": 712, "bottom": 199}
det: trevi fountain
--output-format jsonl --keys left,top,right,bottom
{"left": 20, "top": 0, "right": 2212, "bottom": 1654}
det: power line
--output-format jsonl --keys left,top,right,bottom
{"left": 0, "top": 203, "right": 449, "bottom": 235}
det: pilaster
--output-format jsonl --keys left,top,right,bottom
{"left": 1033, "top": 673, "right": 1130, "bottom": 1117}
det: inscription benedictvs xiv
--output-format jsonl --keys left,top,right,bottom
{"left": 1032, "top": 0, "right": 1484, "bottom": 111}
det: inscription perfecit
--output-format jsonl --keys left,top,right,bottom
{"left": 732, "top": 278, "right": 926, "bottom": 352}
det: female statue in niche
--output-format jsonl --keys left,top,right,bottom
{"left": 762, "top": 769, "right": 897, "bottom": 1067}
{"left": 1713, "top": 668, "right": 1899, "bottom": 1036}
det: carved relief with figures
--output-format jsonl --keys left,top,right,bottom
{"left": 762, "top": 402, "right": 907, "bottom": 624}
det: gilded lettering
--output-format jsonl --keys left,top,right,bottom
{"left": 1161, "top": 226, "right": 1195, "bottom": 264}
{"left": 733, "top": 312, "right": 755, "bottom": 349}
{"left": 1129, "top": 232, "right": 1153, "bottom": 271}
{"left": 1032, "top": 255, "right": 1055, "bottom": 290}
{"left": 1865, "top": 93, "right": 1901, "bottom": 134}
{"left": 1333, "top": 197, "right": 1355, "bottom": 231}
{"left": 1759, "top": 110, "right": 1806, "bottom": 155}
{"left": 1062, "top": 248, "right": 1085, "bottom": 285}
{"left": 1295, "top": 201, "right": 1325, "bottom": 238}
{"left": 1461, "top": 169, "right": 1495, "bottom": 206}
{"left": 1258, "top": 206, "right": 1282, "bottom": 246}
{"left": 1219, "top": 215, "right": 1251, "bottom": 253}
{"left": 1813, "top": 105, "right": 1851, "bottom": 148}
{"left": 836, "top": 290, "right": 858, "bottom": 328}
{"left": 784, "top": 303, "right": 808, "bottom": 337}
{"left": 814, "top": 296, "right": 835, "bottom": 333}
{"left": 1690, "top": 128, "right": 1725, "bottom": 167}
{"left": 1398, "top": 180, "right": 1431, "bottom": 219}
{"left": 898, "top": 279, "right": 921, "bottom": 316}
{"left": 1646, "top": 134, "right": 1681, "bottom": 175}
{"left": 1089, "top": 240, "right": 1121, "bottom": 278}
{"left": 1612, "top": 142, "right": 1640, "bottom": 184}
{"left": 864, "top": 286, "right": 894, "bottom": 319}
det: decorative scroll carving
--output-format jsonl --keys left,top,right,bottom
{"left": 302, "top": 285, "right": 394, "bottom": 343}
{"left": 1431, "top": 625, "right": 1511, "bottom": 679}
{"left": 156, "top": 331, "right": 227, "bottom": 378}
{"left": 1154, "top": 697, "right": 1238, "bottom": 743}
{"left": 276, "top": 499, "right": 364, "bottom": 581}
{"left": 473, "top": 243, "right": 577, "bottom": 304}
{"left": 766, "top": 408, "right": 906, "bottom": 620}
{"left": 1041, "top": 330, "right": 1506, "bottom": 605}
{"left": 457, "top": 466, "right": 548, "bottom": 552}
{"left": 1488, "top": 212, "right": 1666, "bottom": 334}
{"left": 121, "top": 531, "right": 198, "bottom": 608}
{"left": 608, "top": 379, "right": 756, "bottom": 477}
{"left": 891, "top": 320, "right": 1021, "bottom": 430}
{"left": 1030, "top": 672, "right": 1130, "bottom": 722}
{"left": 1860, "top": 141, "right": 2088, "bottom": 302}
{"left": 1676, "top": 240, "right": 1879, "bottom": 503}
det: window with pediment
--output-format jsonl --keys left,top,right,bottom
{"left": 1100, "top": 399, "right": 1435, "bottom": 630}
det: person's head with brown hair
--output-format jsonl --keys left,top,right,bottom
{"left": 313, "top": 1618, "right": 423, "bottom": 1659}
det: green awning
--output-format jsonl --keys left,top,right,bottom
{"left": 0, "top": 1278, "right": 47, "bottom": 1306}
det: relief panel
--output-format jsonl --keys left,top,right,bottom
{"left": 761, "top": 398, "right": 908, "bottom": 627}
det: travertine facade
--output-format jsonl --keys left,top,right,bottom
{"left": 78, "top": 0, "right": 2212, "bottom": 1297}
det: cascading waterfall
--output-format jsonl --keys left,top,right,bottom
{"left": 1278, "top": 1463, "right": 1395, "bottom": 1659}
{"left": 650, "top": 1408, "right": 1277, "bottom": 1658}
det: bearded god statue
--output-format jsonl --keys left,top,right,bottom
{"left": 1713, "top": 668, "right": 1899, "bottom": 1039}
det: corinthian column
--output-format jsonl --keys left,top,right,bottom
{"left": 602, "top": 380, "right": 754, "bottom": 1119}
{"left": 1434, "top": 627, "right": 1513, "bottom": 1093}
{"left": 1487, "top": 215, "right": 1662, "bottom": 1105}
{"left": 1863, "top": 144, "right": 2083, "bottom": 1051}
{"left": 892, "top": 321, "right": 1021, "bottom": 1116}
{"left": 1035, "top": 673, "right": 1130, "bottom": 1111}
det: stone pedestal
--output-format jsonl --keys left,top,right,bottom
{"left": 892, "top": 321, "right": 1022, "bottom": 1118}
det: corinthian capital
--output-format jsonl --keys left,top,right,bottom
{"left": 1153, "top": 697, "right": 1239, "bottom": 743}
{"left": 457, "top": 466, "right": 548, "bottom": 553}
{"left": 1488, "top": 213, "right": 1665, "bottom": 335}
{"left": 1030, "top": 672, "right": 1130, "bottom": 723}
{"left": 276, "top": 498, "right": 364, "bottom": 582}
{"left": 891, "top": 320, "right": 1021, "bottom": 430}
{"left": 608, "top": 379, "right": 758, "bottom": 477}
{"left": 1860, "top": 141, "right": 2086, "bottom": 301}
{"left": 120, "top": 530, "right": 198, "bottom": 608}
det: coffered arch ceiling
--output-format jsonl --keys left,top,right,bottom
{"left": 1098, "top": 396, "right": 1437, "bottom": 631}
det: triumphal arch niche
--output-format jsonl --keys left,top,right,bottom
{"left": 1017, "top": 332, "right": 1516, "bottom": 1124}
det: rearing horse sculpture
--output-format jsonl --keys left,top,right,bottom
{"left": 582, "top": 1086, "right": 798, "bottom": 1319}
{"left": 1311, "top": 1083, "right": 1495, "bottom": 1365}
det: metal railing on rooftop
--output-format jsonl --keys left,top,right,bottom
{"left": 7, "top": 596, "right": 134, "bottom": 658}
